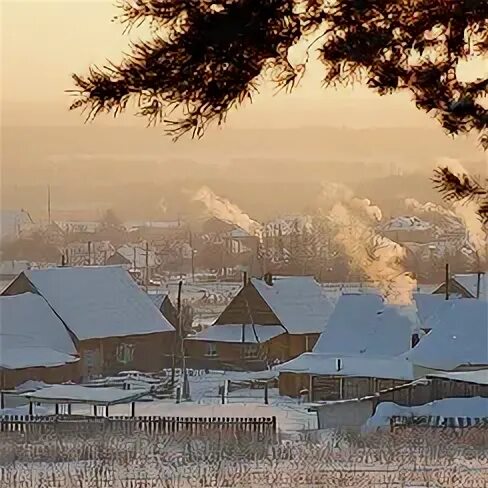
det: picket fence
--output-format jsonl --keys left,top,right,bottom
{"left": 0, "top": 414, "right": 277, "bottom": 435}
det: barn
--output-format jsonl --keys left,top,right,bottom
{"left": 184, "top": 274, "right": 334, "bottom": 370}
{"left": 0, "top": 293, "right": 80, "bottom": 389}
{"left": 2, "top": 266, "right": 175, "bottom": 379}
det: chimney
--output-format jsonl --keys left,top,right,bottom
{"left": 264, "top": 272, "right": 273, "bottom": 286}
{"left": 335, "top": 358, "right": 342, "bottom": 372}
{"left": 411, "top": 333, "right": 420, "bottom": 348}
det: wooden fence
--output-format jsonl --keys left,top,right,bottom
{"left": 0, "top": 414, "right": 277, "bottom": 436}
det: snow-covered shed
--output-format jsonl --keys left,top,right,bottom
{"left": 0, "top": 293, "right": 80, "bottom": 389}
{"left": 404, "top": 299, "right": 488, "bottom": 371}
{"left": 184, "top": 275, "right": 334, "bottom": 370}
{"left": 276, "top": 293, "right": 423, "bottom": 400}
{"left": 2, "top": 266, "right": 175, "bottom": 378}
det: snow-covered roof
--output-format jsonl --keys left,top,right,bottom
{"left": 312, "top": 294, "right": 418, "bottom": 357}
{"left": 187, "top": 324, "right": 286, "bottom": 343}
{"left": 21, "top": 266, "right": 174, "bottom": 340}
{"left": 367, "top": 397, "right": 488, "bottom": 429}
{"left": 117, "top": 244, "right": 159, "bottom": 268}
{"left": 276, "top": 353, "right": 416, "bottom": 381}
{"left": 149, "top": 292, "right": 170, "bottom": 310}
{"left": 22, "top": 384, "right": 149, "bottom": 405}
{"left": 405, "top": 299, "right": 488, "bottom": 370}
{"left": 251, "top": 276, "right": 334, "bottom": 334}
{"left": 414, "top": 293, "right": 453, "bottom": 330}
{"left": 453, "top": 273, "right": 487, "bottom": 300}
{"left": 0, "top": 293, "right": 78, "bottom": 369}
{"left": 382, "top": 216, "right": 432, "bottom": 232}
{"left": 427, "top": 370, "right": 488, "bottom": 386}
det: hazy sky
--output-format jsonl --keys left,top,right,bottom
{"left": 4, "top": 0, "right": 485, "bottom": 130}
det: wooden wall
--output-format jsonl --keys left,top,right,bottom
{"left": 78, "top": 331, "right": 175, "bottom": 379}
{"left": 0, "top": 362, "right": 81, "bottom": 390}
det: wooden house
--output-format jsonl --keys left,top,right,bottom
{"left": 2, "top": 266, "right": 175, "bottom": 380}
{"left": 184, "top": 275, "right": 334, "bottom": 370}
{"left": 277, "top": 293, "right": 425, "bottom": 399}
{"left": 0, "top": 293, "right": 80, "bottom": 389}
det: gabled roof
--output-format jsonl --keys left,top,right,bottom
{"left": 312, "top": 294, "right": 418, "bottom": 357}
{"left": 432, "top": 272, "right": 487, "bottom": 300}
{"left": 187, "top": 324, "right": 286, "bottom": 343}
{"left": 414, "top": 293, "right": 453, "bottom": 330}
{"left": 453, "top": 273, "right": 487, "bottom": 300}
{"left": 149, "top": 292, "right": 170, "bottom": 310}
{"left": 0, "top": 293, "right": 78, "bottom": 369}
{"left": 19, "top": 266, "right": 174, "bottom": 340}
{"left": 405, "top": 299, "right": 488, "bottom": 370}
{"left": 251, "top": 276, "right": 334, "bottom": 334}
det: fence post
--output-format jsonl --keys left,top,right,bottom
{"left": 130, "top": 402, "right": 135, "bottom": 418}
{"left": 264, "top": 382, "right": 269, "bottom": 405}
{"left": 222, "top": 380, "right": 229, "bottom": 405}
{"left": 176, "top": 385, "right": 182, "bottom": 404}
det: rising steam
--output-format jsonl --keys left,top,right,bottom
{"left": 321, "top": 183, "right": 416, "bottom": 305}
{"left": 193, "top": 186, "right": 263, "bottom": 237}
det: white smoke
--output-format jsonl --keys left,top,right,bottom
{"left": 321, "top": 183, "right": 416, "bottom": 305}
{"left": 436, "top": 158, "right": 487, "bottom": 263}
{"left": 193, "top": 186, "right": 263, "bottom": 237}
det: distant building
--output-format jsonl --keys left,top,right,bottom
{"left": 2, "top": 266, "right": 175, "bottom": 379}
{"left": 433, "top": 272, "right": 487, "bottom": 300}
{"left": 0, "top": 209, "right": 34, "bottom": 242}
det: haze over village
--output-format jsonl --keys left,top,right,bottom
{"left": 1, "top": 0, "right": 487, "bottom": 486}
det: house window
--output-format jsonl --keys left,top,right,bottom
{"left": 116, "top": 343, "right": 135, "bottom": 364}
{"left": 205, "top": 342, "right": 218, "bottom": 357}
{"left": 244, "top": 344, "right": 259, "bottom": 359}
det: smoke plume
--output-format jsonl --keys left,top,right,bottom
{"left": 321, "top": 183, "right": 416, "bottom": 305}
{"left": 193, "top": 186, "right": 263, "bottom": 237}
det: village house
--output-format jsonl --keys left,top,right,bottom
{"left": 277, "top": 293, "right": 427, "bottom": 400}
{"left": 0, "top": 293, "right": 80, "bottom": 389}
{"left": 1, "top": 266, "right": 175, "bottom": 379}
{"left": 184, "top": 275, "right": 334, "bottom": 370}
{"left": 433, "top": 272, "right": 487, "bottom": 300}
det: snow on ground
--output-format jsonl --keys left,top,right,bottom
{"left": 3, "top": 371, "right": 316, "bottom": 432}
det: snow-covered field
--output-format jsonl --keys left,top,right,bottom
{"left": 2, "top": 371, "right": 487, "bottom": 487}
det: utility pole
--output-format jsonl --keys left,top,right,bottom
{"left": 445, "top": 263, "right": 450, "bottom": 300}
{"left": 145, "top": 241, "right": 149, "bottom": 292}
{"left": 47, "top": 185, "right": 51, "bottom": 224}
{"left": 189, "top": 230, "right": 195, "bottom": 283}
